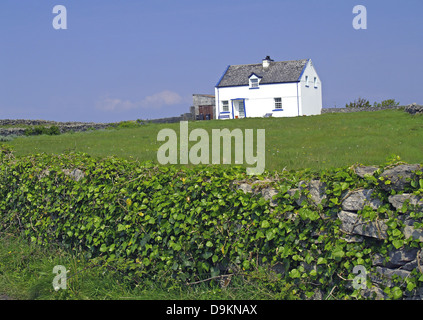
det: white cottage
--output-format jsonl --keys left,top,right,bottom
{"left": 215, "top": 56, "right": 322, "bottom": 119}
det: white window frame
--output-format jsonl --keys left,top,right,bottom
{"left": 222, "top": 100, "right": 229, "bottom": 112}
{"left": 250, "top": 78, "right": 259, "bottom": 88}
{"left": 274, "top": 97, "right": 282, "bottom": 109}
{"left": 305, "top": 75, "right": 309, "bottom": 87}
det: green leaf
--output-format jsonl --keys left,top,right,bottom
{"left": 332, "top": 247, "right": 345, "bottom": 260}
{"left": 261, "top": 220, "right": 270, "bottom": 228}
{"left": 148, "top": 217, "right": 156, "bottom": 224}
{"left": 202, "top": 252, "right": 213, "bottom": 259}
{"left": 266, "top": 230, "right": 275, "bottom": 241}
{"left": 206, "top": 241, "right": 213, "bottom": 247}
{"left": 299, "top": 208, "right": 320, "bottom": 221}
{"left": 387, "top": 220, "right": 397, "bottom": 228}
{"left": 257, "top": 198, "right": 266, "bottom": 206}
{"left": 392, "top": 286, "right": 403, "bottom": 300}
{"left": 407, "top": 280, "right": 416, "bottom": 292}
{"left": 401, "top": 203, "right": 408, "bottom": 213}
{"left": 305, "top": 253, "right": 314, "bottom": 264}
{"left": 343, "top": 261, "right": 350, "bottom": 270}
{"left": 242, "top": 260, "right": 250, "bottom": 269}
{"left": 289, "top": 269, "right": 301, "bottom": 279}
{"left": 317, "top": 257, "right": 327, "bottom": 265}
{"left": 392, "top": 229, "right": 402, "bottom": 237}
{"left": 330, "top": 198, "right": 340, "bottom": 205}
{"left": 212, "top": 255, "right": 218, "bottom": 263}
{"left": 255, "top": 230, "right": 265, "bottom": 239}
{"left": 392, "top": 239, "right": 404, "bottom": 249}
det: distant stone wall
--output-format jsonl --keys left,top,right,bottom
{"left": 404, "top": 103, "right": 423, "bottom": 115}
{"left": 322, "top": 103, "right": 423, "bottom": 115}
{"left": 0, "top": 120, "right": 55, "bottom": 126}
{"left": 146, "top": 112, "right": 194, "bottom": 124}
{"left": 0, "top": 113, "right": 195, "bottom": 137}
{"left": 322, "top": 105, "right": 403, "bottom": 114}
{"left": 0, "top": 120, "right": 113, "bottom": 137}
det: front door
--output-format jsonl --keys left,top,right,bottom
{"left": 233, "top": 100, "right": 245, "bottom": 119}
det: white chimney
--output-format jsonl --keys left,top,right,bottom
{"left": 262, "top": 56, "right": 273, "bottom": 69}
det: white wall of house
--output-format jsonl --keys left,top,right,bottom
{"left": 215, "top": 82, "right": 301, "bottom": 119}
{"left": 298, "top": 60, "right": 322, "bottom": 116}
{"left": 215, "top": 59, "right": 322, "bottom": 119}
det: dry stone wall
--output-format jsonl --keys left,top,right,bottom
{"left": 237, "top": 163, "right": 423, "bottom": 299}
{"left": 0, "top": 113, "right": 195, "bottom": 137}
{"left": 0, "top": 119, "right": 113, "bottom": 137}
{"left": 322, "top": 103, "right": 423, "bottom": 115}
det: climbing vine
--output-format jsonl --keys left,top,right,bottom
{"left": 1, "top": 146, "right": 422, "bottom": 299}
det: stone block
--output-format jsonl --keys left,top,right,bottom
{"left": 338, "top": 210, "right": 388, "bottom": 239}
{"left": 379, "top": 164, "right": 421, "bottom": 192}
{"left": 342, "top": 189, "right": 382, "bottom": 211}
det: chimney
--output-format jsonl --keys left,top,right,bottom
{"left": 262, "top": 56, "right": 273, "bottom": 69}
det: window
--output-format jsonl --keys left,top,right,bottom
{"left": 274, "top": 98, "right": 282, "bottom": 109}
{"left": 305, "top": 76, "right": 309, "bottom": 87}
{"left": 249, "top": 74, "right": 261, "bottom": 89}
{"left": 222, "top": 100, "right": 229, "bottom": 112}
{"left": 314, "top": 77, "right": 318, "bottom": 88}
{"left": 250, "top": 78, "right": 259, "bottom": 88}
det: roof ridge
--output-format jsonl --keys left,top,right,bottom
{"left": 229, "top": 59, "right": 308, "bottom": 67}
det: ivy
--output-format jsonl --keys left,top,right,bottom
{"left": 1, "top": 149, "right": 423, "bottom": 299}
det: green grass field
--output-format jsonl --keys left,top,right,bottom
{"left": 1, "top": 233, "right": 278, "bottom": 300}
{"left": 4, "top": 109, "right": 423, "bottom": 171}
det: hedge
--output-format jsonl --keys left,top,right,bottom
{"left": 1, "top": 145, "right": 422, "bottom": 299}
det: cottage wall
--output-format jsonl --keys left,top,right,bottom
{"left": 298, "top": 61, "right": 323, "bottom": 116}
{"left": 215, "top": 82, "right": 300, "bottom": 119}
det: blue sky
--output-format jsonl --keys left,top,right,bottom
{"left": 0, "top": 0, "right": 422, "bottom": 122}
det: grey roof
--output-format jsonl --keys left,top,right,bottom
{"left": 216, "top": 59, "right": 308, "bottom": 88}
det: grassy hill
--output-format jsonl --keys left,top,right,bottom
{"left": 4, "top": 109, "right": 423, "bottom": 172}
